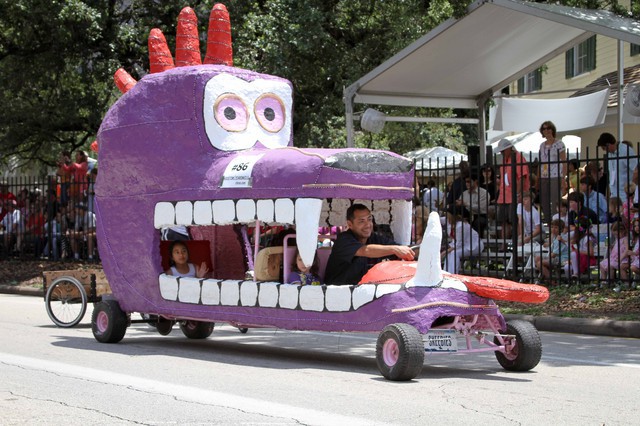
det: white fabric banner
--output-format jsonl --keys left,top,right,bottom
{"left": 493, "top": 88, "right": 609, "bottom": 132}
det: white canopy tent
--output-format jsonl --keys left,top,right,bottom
{"left": 489, "top": 133, "right": 581, "bottom": 160}
{"left": 344, "top": 0, "right": 640, "bottom": 157}
{"left": 404, "top": 146, "right": 467, "bottom": 176}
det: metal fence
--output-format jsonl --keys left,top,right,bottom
{"left": 414, "top": 141, "right": 640, "bottom": 290}
{"left": 3, "top": 142, "right": 640, "bottom": 290}
{"left": 0, "top": 175, "right": 97, "bottom": 262}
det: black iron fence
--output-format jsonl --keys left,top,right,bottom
{"left": 0, "top": 175, "right": 97, "bottom": 262}
{"left": 414, "top": 142, "right": 640, "bottom": 290}
{"left": 4, "top": 142, "right": 640, "bottom": 290}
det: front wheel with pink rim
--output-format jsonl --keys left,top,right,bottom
{"left": 91, "top": 300, "right": 128, "bottom": 343}
{"left": 494, "top": 320, "right": 542, "bottom": 371}
{"left": 375, "top": 323, "right": 424, "bottom": 381}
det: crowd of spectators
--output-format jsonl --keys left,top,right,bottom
{"left": 0, "top": 150, "right": 98, "bottom": 261}
{"left": 417, "top": 124, "right": 639, "bottom": 288}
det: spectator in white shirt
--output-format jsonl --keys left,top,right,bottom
{"left": 422, "top": 179, "right": 443, "bottom": 213}
{"left": 457, "top": 173, "right": 489, "bottom": 237}
{"left": 517, "top": 191, "right": 542, "bottom": 246}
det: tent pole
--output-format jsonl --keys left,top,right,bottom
{"left": 477, "top": 93, "right": 490, "bottom": 164}
{"left": 618, "top": 40, "right": 624, "bottom": 142}
{"left": 344, "top": 85, "right": 357, "bottom": 148}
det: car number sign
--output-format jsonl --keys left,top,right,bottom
{"left": 220, "top": 154, "right": 264, "bottom": 188}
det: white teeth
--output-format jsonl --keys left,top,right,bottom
{"left": 178, "top": 277, "right": 201, "bottom": 303}
{"left": 161, "top": 277, "right": 420, "bottom": 311}
{"left": 294, "top": 198, "right": 322, "bottom": 267}
{"left": 159, "top": 274, "right": 178, "bottom": 301}
{"left": 325, "top": 286, "right": 352, "bottom": 311}
{"left": 274, "top": 198, "right": 294, "bottom": 224}
{"left": 236, "top": 199, "right": 256, "bottom": 223}
{"left": 390, "top": 200, "right": 412, "bottom": 245}
{"left": 193, "top": 201, "right": 213, "bottom": 225}
{"left": 153, "top": 197, "right": 401, "bottom": 228}
{"left": 154, "top": 202, "right": 175, "bottom": 228}
{"left": 299, "top": 285, "right": 324, "bottom": 312}
{"left": 256, "top": 199, "right": 275, "bottom": 222}
{"left": 212, "top": 200, "right": 236, "bottom": 224}
{"left": 240, "top": 281, "right": 258, "bottom": 306}
{"left": 175, "top": 201, "right": 194, "bottom": 226}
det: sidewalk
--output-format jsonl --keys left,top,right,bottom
{"left": 2, "top": 283, "right": 639, "bottom": 338}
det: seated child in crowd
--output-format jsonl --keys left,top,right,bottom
{"left": 564, "top": 216, "right": 597, "bottom": 279}
{"left": 288, "top": 248, "right": 321, "bottom": 285}
{"left": 516, "top": 191, "right": 542, "bottom": 246}
{"left": 606, "top": 197, "right": 623, "bottom": 224}
{"left": 600, "top": 221, "right": 629, "bottom": 283}
{"left": 442, "top": 206, "right": 483, "bottom": 274}
{"left": 165, "top": 241, "right": 209, "bottom": 278}
{"left": 535, "top": 219, "right": 569, "bottom": 284}
{"left": 551, "top": 199, "right": 569, "bottom": 229}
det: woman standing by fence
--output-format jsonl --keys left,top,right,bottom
{"left": 537, "top": 121, "right": 566, "bottom": 224}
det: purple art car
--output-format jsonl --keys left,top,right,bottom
{"left": 90, "top": 4, "right": 547, "bottom": 381}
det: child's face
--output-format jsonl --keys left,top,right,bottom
{"left": 569, "top": 200, "right": 578, "bottom": 211}
{"left": 296, "top": 254, "right": 309, "bottom": 273}
{"left": 171, "top": 244, "right": 189, "bottom": 265}
{"left": 522, "top": 196, "right": 531, "bottom": 208}
{"left": 559, "top": 204, "right": 567, "bottom": 214}
{"left": 551, "top": 225, "right": 560, "bottom": 235}
{"left": 635, "top": 222, "right": 640, "bottom": 233}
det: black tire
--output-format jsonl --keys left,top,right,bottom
{"left": 179, "top": 320, "right": 214, "bottom": 339}
{"left": 376, "top": 323, "right": 424, "bottom": 381}
{"left": 238, "top": 327, "right": 249, "bottom": 334}
{"left": 45, "top": 277, "right": 87, "bottom": 328}
{"left": 92, "top": 300, "right": 128, "bottom": 343}
{"left": 495, "top": 320, "right": 542, "bottom": 371}
{"left": 156, "top": 317, "right": 175, "bottom": 335}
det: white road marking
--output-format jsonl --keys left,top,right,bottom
{"left": 0, "top": 352, "right": 386, "bottom": 426}
{"left": 543, "top": 355, "right": 640, "bottom": 369}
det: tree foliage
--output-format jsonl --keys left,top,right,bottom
{"left": 0, "top": 0, "right": 636, "bottom": 172}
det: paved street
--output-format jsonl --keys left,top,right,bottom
{"left": 1, "top": 294, "right": 639, "bottom": 425}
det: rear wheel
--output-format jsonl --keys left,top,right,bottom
{"left": 92, "top": 300, "right": 128, "bottom": 343}
{"left": 179, "top": 321, "right": 214, "bottom": 339}
{"left": 45, "top": 277, "right": 87, "bottom": 328}
{"left": 495, "top": 320, "right": 542, "bottom": 371}
{"left": 376, "top": 323, "right": 424, "bottom": 381}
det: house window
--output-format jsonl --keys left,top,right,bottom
{"left": 565, "top": 35, "right": 596, "bottom": 78}
{"left": 517, "top": 68, "right": 543, "bottom": 93}
{"left": 632, "top": 44, "right": 640, "bottom": 56}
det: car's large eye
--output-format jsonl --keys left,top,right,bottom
{"left": 254, "top": 94, "right": 285, "bottom": 133}
{"left": 214, "top": 94, "right": 248, "bottom": 132}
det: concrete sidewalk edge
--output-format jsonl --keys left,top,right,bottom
{"left": 1, "top": 285, "right": 638, "bottom": 338}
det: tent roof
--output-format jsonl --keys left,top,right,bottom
{"left": 345, "top": 0, "right": 640, "bottom": 110}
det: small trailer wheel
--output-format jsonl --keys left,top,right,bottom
{"left": 376, "top": 323, "right": 424, "bottom": 381}
{"left": 45, "top": 277, "right": 87, "bottom": 328}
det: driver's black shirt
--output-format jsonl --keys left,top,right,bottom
{"left": 324, "top": 230, "right": 396, "bottom": 285}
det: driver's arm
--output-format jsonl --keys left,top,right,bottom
{"left": 354, "top": 244, "right": 415, "bottom": 261}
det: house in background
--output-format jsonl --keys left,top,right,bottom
{"left": 507, "top": 0, "right": 640, "bottom": 152}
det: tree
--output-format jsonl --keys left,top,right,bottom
{"left": 0, "top": 0, "right": 635, "bottom": 171}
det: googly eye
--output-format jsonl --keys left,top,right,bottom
{"left": 254, "top": 94, "right": 285, "bottom": 133}
{"left": 214, "top": 94, "right": 248, "bottom": 132}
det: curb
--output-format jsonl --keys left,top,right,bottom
{"left": 505, "top": 314, "right": 640, "bottom": 339}
{"left": 0, "top": 285, "right": 43, "bottom": 298}
{"left": 1, "top": 285, "right": 638, "bottom": 338}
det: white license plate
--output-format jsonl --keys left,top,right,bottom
{"left": 425, "top": 330, "right": 458, "bottom": 352}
